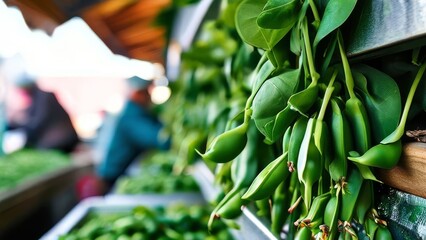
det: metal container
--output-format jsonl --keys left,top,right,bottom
{"left": 40, "top": 192, "right": 242, "bottom": 240}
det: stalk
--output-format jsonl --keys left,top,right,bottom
{"left": 302, "top": 17, "right": 320, "bottom": 85}
{"left": 337, "top": 30, "right": 356, "bottom": 99}
{"left": 381, "top": 62, "right": 426, "bottom": 144}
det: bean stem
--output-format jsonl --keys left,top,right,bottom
{"left": 337, "top": 30, "right": 356, "bottom": 99}
{"left": 308, "top": 0, "right": 321, "bottom": 26}
{"left": 381, "top": 61, "right": 426, "bottom": 143}
{"left": 317, "top": 69, "right": 338, "bottom": 122}
{"left": 302, "top": 17, "right": 320, "bottom": 85}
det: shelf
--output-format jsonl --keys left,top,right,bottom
{"left": 0, "top": 160, "right": 93, "bottom": 235}
{"left": 377, "top": 142, "right": 426, "bottom": 199}
{"left": 347, "top": 0, "right": 426, "bottom": 60}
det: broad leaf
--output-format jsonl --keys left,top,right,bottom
{"left": 257, "top": 0, "right": 301, "bottom": 30}
{"left": 352, "top": 64, "right": 401, "bottom": 144}
{"left": 236, "top": 0, "right": 290, "bottom": 50}
{"left": 253, "top": 69, "right": 300, "bottom": 142}
{"left": 313, "top": 0, "right": 357, "bottom": 47}
{"left": 252, "top": 68, "right": 300, "bottom": 118}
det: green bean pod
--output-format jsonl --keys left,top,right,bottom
{"left": 340, "top": 167, "right": 363, "bottom": 221}
{"left": 297, "top": 118, "right": 322, "bottom": 209}
{"left": 365, "top": 217, "right": 377, "bottom": 239}
{"left": 266, "top": 105, "right": 299, "bottom": 144}
{"left": 271, "top": 181, "right": 290, "bottom": 236}
{"left": 255, "top": 197, "right": 271, "bottom": 218}
{"left": 294, "top": 226, "right": 312, "bottom": 240}
{"left": 197, "top": 122, "right": 248, "bottom": 163}
{"left": 354, "top": 180, "right": 373, "bottom": 224}
{"left": 329, "top": 98, "right": 352, "bottom": 182}
{"left": 288, "top": 83, "right": 319, "bottom": 117}
{"left": 230, "top": 122, "right": 259, "bottom": 189}
{"left": 288, "top": 116, "right": 309, "bottom": 171}
{"left": 299, "top": 192, "right": 330, "bottom": 234}
{"left": 283, "top": 126, "right": 293, "bottom": 153}
{"left": 314, "top": 119, "right": 332, "bottom": 173}
{"left": 375, "top": 226, "right": 393, "bottom": 240}
{"left": 345, "top": 97, "right": 371, "bottom": 154}
{"left": 242, "top": 152, "right": 289, "bottom": 201}
{"left": 324, "top": 193, "right": 340, "bottom": 240}
{"left": 347, "top": 140, "right": 402, "bottom": 169}
{"left": 216, "top": 188, "right": 247, "bottom": 219}
{"left": 208, "top": 187, "right": 248, "bottom": 230}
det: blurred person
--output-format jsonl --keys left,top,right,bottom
{"left": 91, "top": 75, "right": 170, "bottom": 195}
{"left": 6, "top": 73, "right": 80, "bottom": 153}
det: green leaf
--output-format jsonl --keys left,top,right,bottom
{"left": 252, "top": 68, "right": 300, "bottom": 119}
{"left": 235, "top": 0, "right": 290, "bottom": 50}
{"left": 266, "top": 35, "right": 292, "bottom": 69}
{"left": 352, "top": 64, "right": 401, "bottom": 144}
{"left": 252, "top": 69, "right": 300, "bottom": 142}
{"left": 289, "top": 0, "right": 309, "bottom": 55}
{"left": 313, "top": 0, "right": 357, "bottom": 47}
{"left": 250, "top": 59, "right": 276, "bottom": 93}
{"left": 257, "top": 0, "right": 301, "bottom": 30}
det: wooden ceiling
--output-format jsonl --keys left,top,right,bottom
{"left": 5, "top": 0, "right": 171, "bottom": 65}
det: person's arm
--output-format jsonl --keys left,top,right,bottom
{"left": 123, "top": 114, "right": 170, "bottom": 150}
{"left": 96, "top": 128, "right": 139, "bottom": 186}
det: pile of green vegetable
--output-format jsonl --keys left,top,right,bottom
{"left": 0, "top": 149, "right": 71, "bottom": 192}
{"left": 59, "top": 203, "right": 234, "bottom": 240}
{"left": 159, "top": 0, "right": 426, "bottom": 239}
{"left": 114, "top": 151, "right": 199, "bottom": 194}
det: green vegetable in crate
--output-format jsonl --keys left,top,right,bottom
{"left": 0, "top": 149, "right": 70, "bottom": 192}
{"left": 60, "top": 203, "right": 234, "bottom": 240}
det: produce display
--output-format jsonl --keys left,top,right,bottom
{"left": 114, "top": 151, "right": 199, "bottom": 194}
{"left": 159, "top": 0, "right": 426, "bottom": 239}
{"left": 58, "top": 203, "right": 234, "bottom": 240}
{"left": 0, "top": 149, "right": 71, "bottom": 192}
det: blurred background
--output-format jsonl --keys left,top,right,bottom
{"left": 0, "top": 0, "right": 172, "bottom": 145}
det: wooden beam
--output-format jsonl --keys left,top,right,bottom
{"left": 377, "top": 142, "right": 426, "bottom": 199}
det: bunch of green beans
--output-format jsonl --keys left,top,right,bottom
{"left": 161, "top": 1, "right": 426, "bottom": 239}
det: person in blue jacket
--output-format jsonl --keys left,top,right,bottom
{"left": 95, "top": 75, "right": 170, "bottom": 192}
